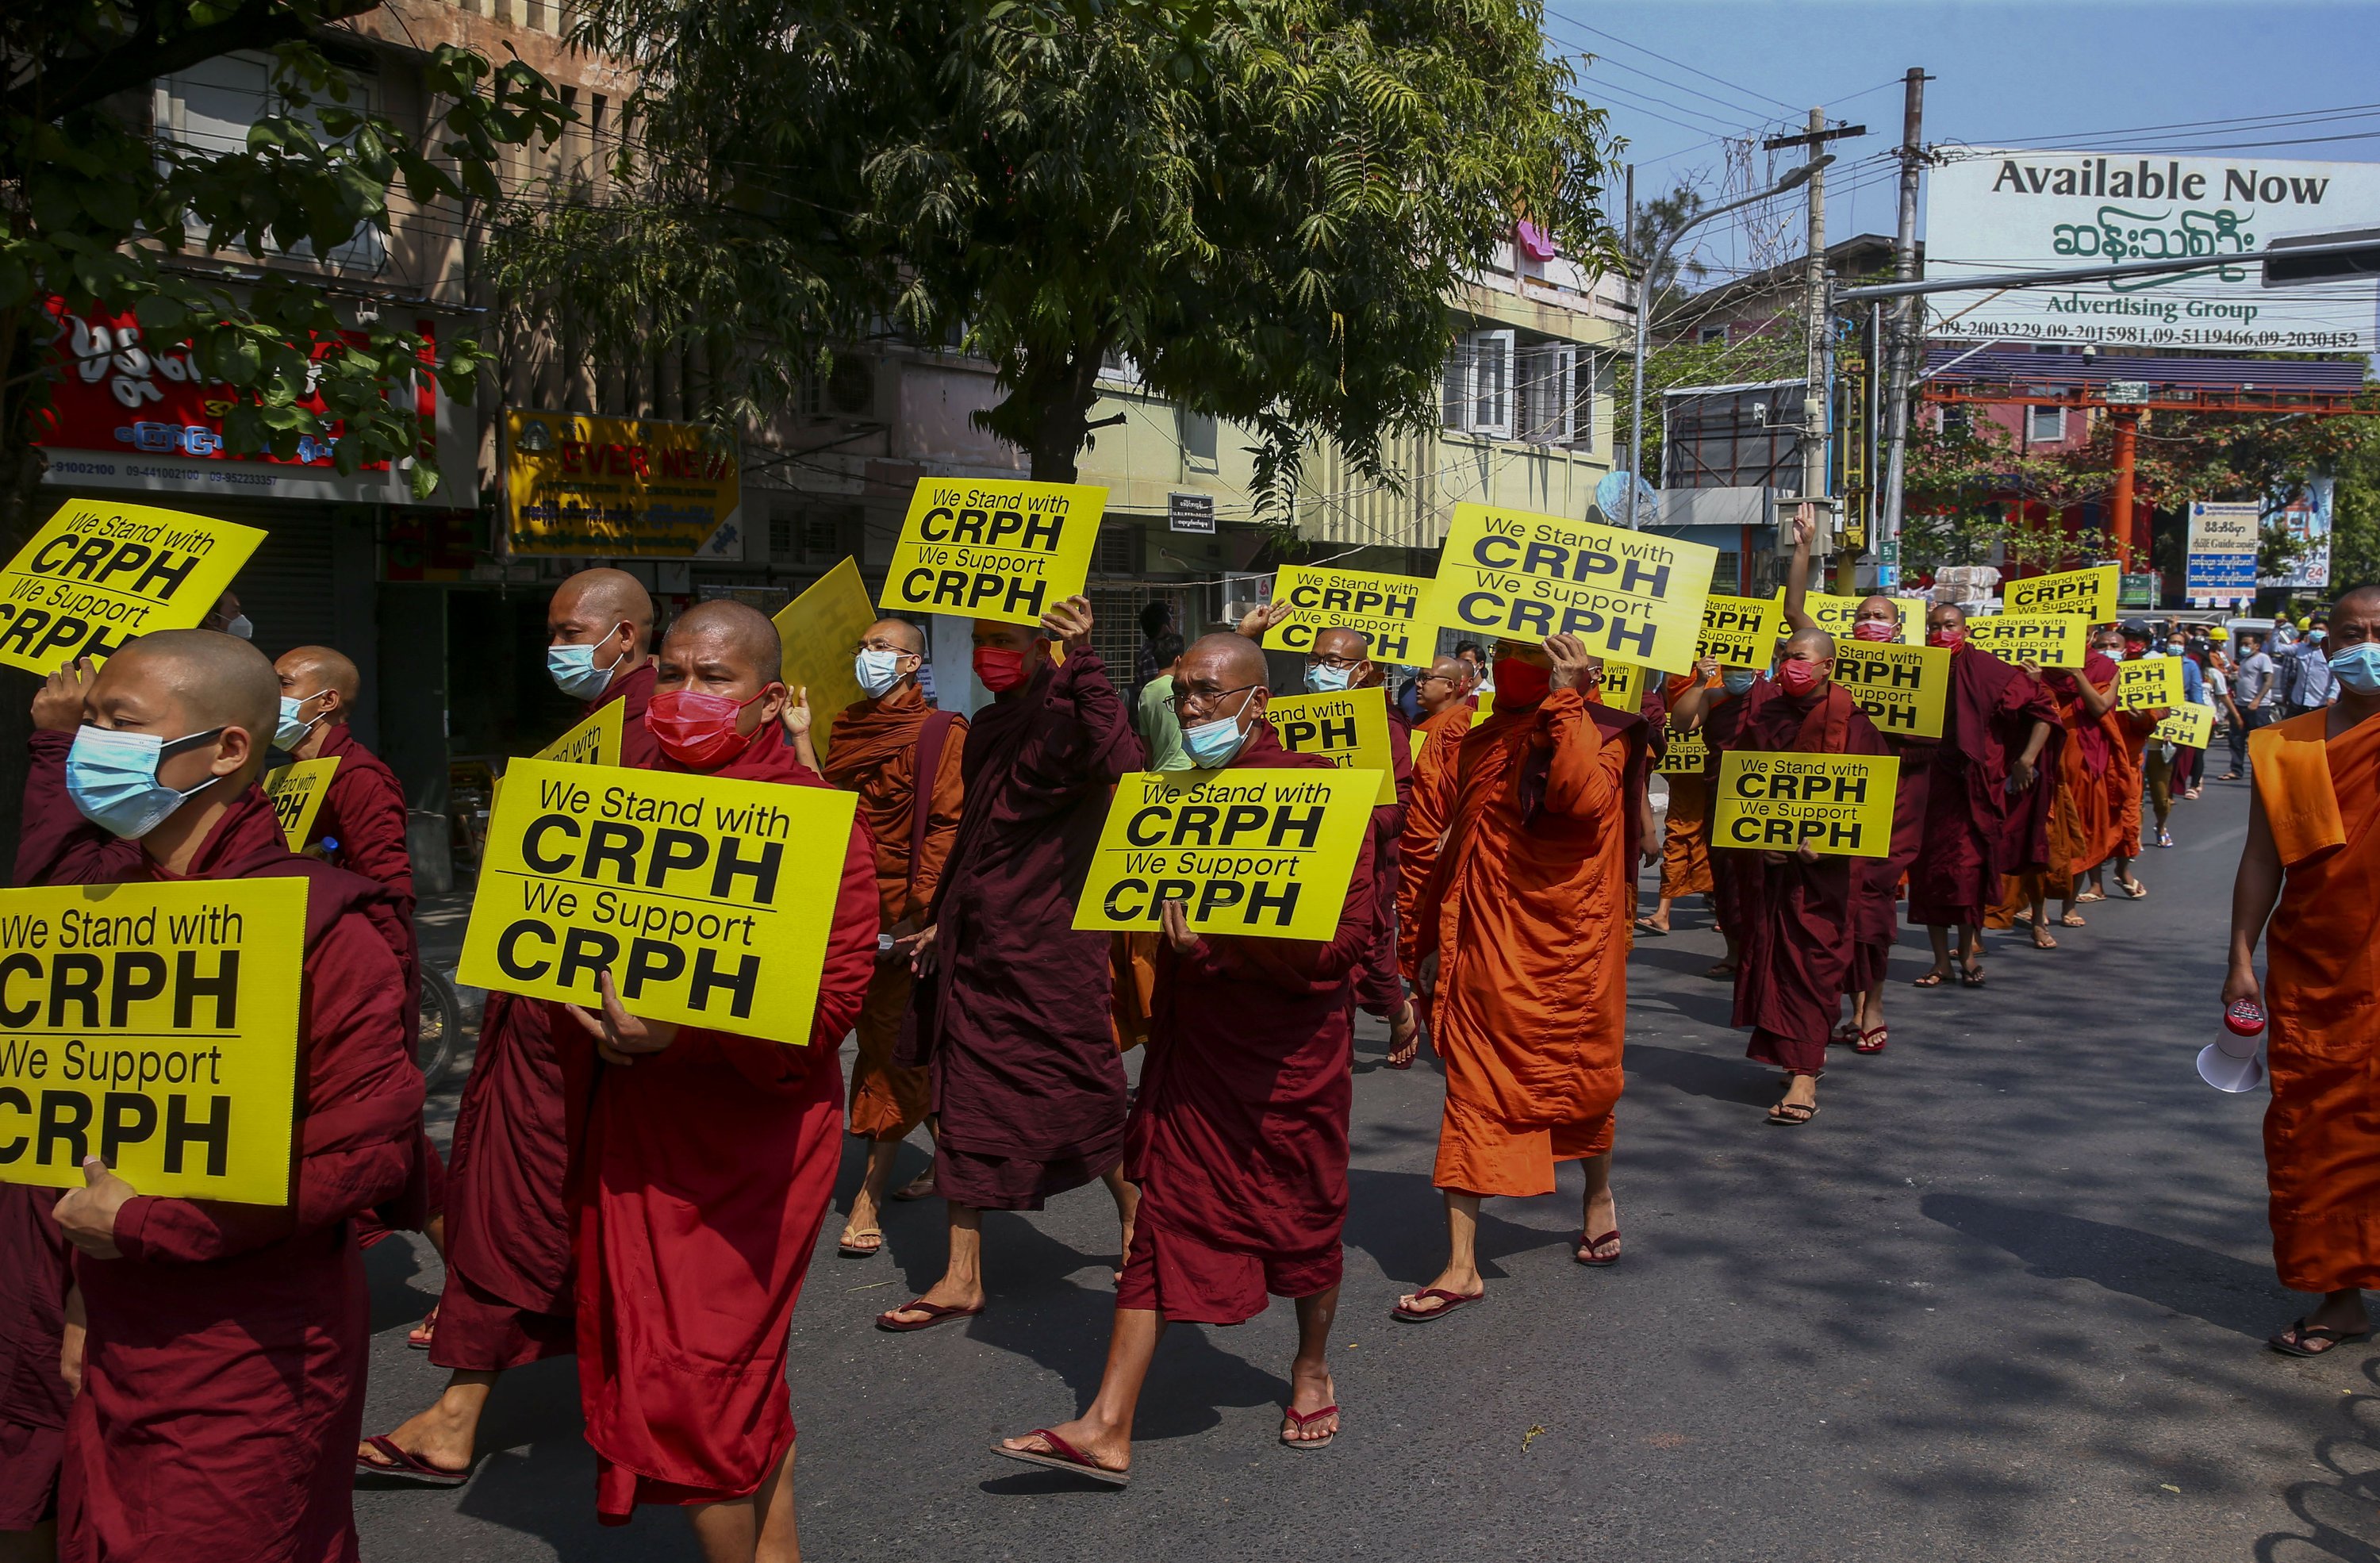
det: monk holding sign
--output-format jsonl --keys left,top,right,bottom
{"left": 1396, "top": 656, "right": 1477, "bottom": 989}
{"left": 1397, "top": 634, "right": 1648, "bottom": 1316}
{"left": 994, "top": 636, "right": 1378, "bottom": 1480}
{"left": 2006, "top": 644, "right": 2120, "bottom": 940}
{"left": 561, "top": 601, "right": 877, "bottom": 1552}
{"left": 881, "top": 598, "right": 1143, "bottom": 1331}
{"left": 18, "top": 632, "right": 418, "bottom": 1563}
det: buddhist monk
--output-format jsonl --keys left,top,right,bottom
{"left": 2080, "top": 624, "right": 2158, "bottom": 903}
{"left": 1395, "top": 655, "right": 1478, "bottom": 995}
{"left": 1303, "top": 626, "right": 1418, "bottom": 1067}
{"left": 562, "top": 601, "right": 877, "bottom": 1553}
{"left": 792, "top": 617, "right": 967, "bottom": 1257}
{"left": 993, "top": 635, "right": 1376, "bottom": 1481}
{"left": 880, "top": 597, "right": 1142, "bottom": 1331}
{"left": 1671, "top": 658, "right": 1763, "bottom": 981}
{"left": 1395, "top": 633, "right": 1647, "bottom": 1317}
{"left": 359, "top": 566, "right": 662, "bottom": 1481}
{"left": 2011, "top": 646, "right": 2120, "bottom": 940}
{"left": 0, "top": 1190, "right": 71, "bottom": 1560}
{"left": 1642, "top": 662, "right": 1718, "bottom": 935}
{"left": 22, "top": 632, "right": 419, "bottom": 1561}
{"left": 1907, "top": 603, "right": 2059, "bottom": 989}
{"left": 2228, "top": 585, "right": 2380, "bottom": 1357}
{"left": 1710, "top": 629, "right": 1891, "bottom": 1124}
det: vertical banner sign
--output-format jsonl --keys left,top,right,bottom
{"left": 880, "top": 478, "right": 1106, "bottom": 628}
{"left": 1659, "top": 726, "right": 1710, "bottom": 776}
{"left": 1713, "top": 752, "right": 1900, "bottom": 858}
{"left": 1266, "top": 688, "right": 1399, "bottom": 805}
{"left": 1260, "top": 566, "right": 1432, "bottom": 666}
{"left": 458, "top": 760, "right": 858, "bottom": 1040}
{"left": 1697, "top": 595, "right": 1785, "bottom": 668}
{"left": 1074, "top": 769, "right": 1378, "bottom": 940}
{"left": 1792, "top": 591, "right": 1923, "bottom": 646}
{"left": 2116, "top": 656, "right": 2185, "bottom": 710}
{"left": 1595, "top": 660, "right": 1649, "bottom": 712}
{"left": 260, "top": 758, "right": 340, "bottom": 849}
{"left": 1425, "top": 504, "right": 1718, "bottom": 676}
{"left": 1831, "top": 643, "right": 1951, "bottom": 739}
{"left": 1962, "top": 615, "right": 2089, "bottom": 667}
{"left": 772, "top": 557, "right": 879, "bottom": 757}
{"left": 0, "top": 879, "right": 306, "bottom": 1205}
{"left": 2152, "top": 705, "right": 2216, "bottom": 747}
{"left": 0, "top": 500, "right": 265, "bottom": 674}
{"left": 2003, "top": 565, "right": 2118, "bottom": 622}
{"left": 2186, "top": 500, "right": 2260, "bottom": 605}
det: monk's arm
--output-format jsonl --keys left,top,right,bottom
{"left": 327, "top": 768, "right": 416, "bottom": 912}
{"left": 14, "top": 731, "right": 143, "bottom": 887}
{"left": 712, "top": 809, "right": 880, "bottom": 1089}
{"left": 908, "top": 724, "right": 968, "bottom": 920}
{"left": 1050, "top": 652, "right": 1145, "bottom": 782}
{"left": 2074, "top": 678, "right": 2118, "bottom": 720}
{"left": 1542, "top": 691, "right": 1622, "bottom": 820}
{"left": 2225, "top": 789, "right": 2282, "bottom": 1006}
{"left": 1779, "top": 505, "right": 1819, "bottom": 632}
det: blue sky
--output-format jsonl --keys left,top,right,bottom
{"left": 1559, "top": 1, "right": 2380, "bottom": 277}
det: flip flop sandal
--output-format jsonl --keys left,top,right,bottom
{"left": 2074, "top": 889, "right": 2107, "bottom": 904}
{"left": 1280, "top": 1404, "right": 1340, "bottom": 1450}
{"left": 1704, "top": 962, "right": 1738, "bottom": 981}
{"left": 889, "top": 1171, "right": 939, "bottom": 1202}
{"left": 838, "top": 1227, "right": 885, "bottom": 1258}
{"left": 2269, "top": 1319, "right": 2374, "bottom": 1358}
{"left": 2029, "top": 928, "right": 2058, "bottom": 949}
{"left": 1854, "top": 1025, "right": 1889, "bottom": 1054}
{"left": 2059, "top": 912, "right": 2087, "bottom": 927}
{"left": 1633, "top": 919, "right": 1669, "bottom": 938}
{"left": 407, "top": 1305, "right": 438, "bottom": 1350}
{"left": 1392, "top": 1286, "right": 1484, "bottom": 1323}
{"left": 1574, "top": 1229, "right": 1621, "bottom": 1267}
{"left": 1910, "top": 971, "right": 1948, "bottom": 989}
{"left": 876, "top": 1299, "right": 984, "bottom": 1333}
{"left": 1386, "top": 1004, "right": 1422, "bottom": 1070}
{"left": 991, "top": 1428, "right": 1130, "bottom": 1486}
{"left": 1960, "top": 966, "right": 1986, "bottom": 988}
{"left": 2121, "top": 879, "right": 2150, "bottom": 900}
{"left": 1829, "top": 1021, "right": 1860, "bottom": 1047}
{"left": 355, "top": 1436, "right": 471, "bottom": 1488}
{"left": 1767, "top": 1101, "right": 1818, "bottom": 1126}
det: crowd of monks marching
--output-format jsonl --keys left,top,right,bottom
{"left": 3, "top": 542, "right": 2378, "bottom": 1563}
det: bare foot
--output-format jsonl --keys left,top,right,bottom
{"left": 1000, "top": 1418, "right": 1130, "bottom": 1474}
{"left": 1282, "top": 1364, "right": 1338, "bottom": 1445}
{"left": 1387, "top": 999, "right": 1422, "bottom": 1069}
{"left": 2029, "top": 924, "right": 2057, "bottom": 949}
{"left": 1580, "top": 1184, "right": 1618, "bottom": 1252}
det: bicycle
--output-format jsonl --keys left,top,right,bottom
{"left": 418, "top": 966, "right": 466, "bottom": 1093}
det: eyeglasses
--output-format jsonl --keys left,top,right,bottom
{"left": 1307, "top": 653, "right": 1366, "bottom": 670}
{"left": 1169, "top": 682, "right": 1258, "bottom": 712}
{"left": 1415, "top": 672, "right": 1457, "bottom": 686}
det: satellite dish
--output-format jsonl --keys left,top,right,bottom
{"left": 1595, "top": 470, "right": 1660, "bottom": 524}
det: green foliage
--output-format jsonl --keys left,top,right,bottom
{"left": 1630, "top": 325, "right": 1802, "bottom": 486}
{"left": 2, "top": 1, "right": 567, "bottom": 527}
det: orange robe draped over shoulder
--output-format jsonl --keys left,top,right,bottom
{"left": 1396, "top": 697, "right": 1475, "bottom": 980}
{"left": 1656, "top": 670, "right": 1714, "bottom": 899}
{"left": 1416, "top": 688, "right": 1646, "bottom": 1197}
{"left": 2252, "top": 710, "right": 2380, "bottom": 1294}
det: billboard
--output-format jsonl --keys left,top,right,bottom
{"left": 2263, "top": 477, "right": 2334, "bottom": 591}
{"left": 2186, "top": 500, "right": 2259, "bottom": 607}
{"left": 503, "top": 410, "right": 743, "bottom": 559}
{"left": 1925, "top": 151, "right": 2380, "bottom": 351}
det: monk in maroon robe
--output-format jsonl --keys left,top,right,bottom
{"left": 25, "top": 632, "right": 419, "bottom": 1563}
{"left": 1670, "top": 661, "right": 1760, "bottom": 981}
{"left": 360, "top": 566, "right": 662, "bottom": 1480}
{"left": 1710, "top": 630, "right": 1891, "bottom": 1124}
{"left": 559, "top": 602, "right": 875, "bottom": 1558}
{"left": 880, "top": 597, "right": 1142, "bottom": 1331}
{"left": 1907, "top": 602, "right": 2059, "bottom": 989}
{"left": 996, "top": 635, "right": 1374, "bottom": 1482}
{"left": 0, "top": 1186, "right": 72, "bottom": 1553}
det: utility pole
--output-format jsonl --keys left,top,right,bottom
{"left": 1764, "top": 110, "right": 1864, "bottom": 588}
{"left": 1878, "top": 67, "right": 1929, "bottom": 593}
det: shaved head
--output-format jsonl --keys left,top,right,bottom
{"left": 2334, "top": 584, "right": 2380, "bottom": 619}
{"left": 1783, "top": 627, "right": 1836, "bottom": 660}
{"left": 1182, "top": 632, "right": 1267, "bottom": 689}
{"left": 275, "top": 645, "right": 359, "bottom": 705}
{"left": 664, "top": 599, "right": 783, "bottom": 685}
{"left": 1415, "top": 654, "right": 1471, "bottom": 714}
{"left": 866, "top": 617, "right": 926, "bottom": 656}
{"left": 551, "top": 567, "right": 656, "bottom": 651}
{"left": 106, "top": 630, "right": 278, "bottom": 777}
{"left": 1928, "top": 601, "right": 1969, "bottom": 631}
{"left": 1312, "top": 628, "right": 1370, "bottom": 662}
{"left": 1855, "top": 595, "right": 1898, "bottom": 623}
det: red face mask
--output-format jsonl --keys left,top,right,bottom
{"left": 973, "top": 645, "right": 1036, "bottom": 694}
{"left": 1492, "top": 656, "right": 1552, "bottom": 708}
{"left": 648, "top": 688, "right": 769, "bottom": 770}
{"left": 1776, "top": 659, "right": 1825, "bottom": 696}
{"left": 1929, "top": 626, "right": 1967, "bottom": 650}
{"left": 1852, "top": 618, "right": 1898, "bottom": 643}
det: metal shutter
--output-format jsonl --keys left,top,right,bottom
{"left": 231, "top": 509, "right": 340, "bottom": 658}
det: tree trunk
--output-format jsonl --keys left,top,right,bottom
{"left": 0, "top": 316, "right": 56, "bottom": 859}
{"left": 1023, "top": 347, "right": 1107, "bottom": 484}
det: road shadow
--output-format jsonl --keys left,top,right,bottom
{"left": 364, "top": 1231, "right": 440, "bottom": 1335}
{"left": 1622, "top": 1043, "right": 1774, "bottom": 1108}
{"left": 2258, "top": 1353, "right": 2380, "bottom": 1563}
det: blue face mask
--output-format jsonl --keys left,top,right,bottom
{"left": 547, "top": 637, "right": 624, "bottom": 700}
{"left": 1721, "top": 667, "right": 1759, "bottom": 696}
{"left": 275, "top": 691, "right": 326, "bottom": 751}
{"left": 1303, "top": 662, "right": 1354, "bottom": 693}
{"left": 67, "top": 724, "right": 228, "bottom": 839}
{"left": 854, "top": 647, "right": 909, "bottom": 697}
{"left": 2330, "top": 643, "right": 2380, "bottom": 693}
{"left": 1183, "top": 689, "right": 1257, "bottom": 767}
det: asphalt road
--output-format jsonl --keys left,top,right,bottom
{"left": 360, "top": 770, "right": 2372, "bottom": 1562}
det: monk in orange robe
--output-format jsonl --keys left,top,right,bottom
{"left": 794, "top": 617, "right": 967, "bottom": 1258}
{"left": 1395, "top": 633, "right": 1648, "bottom": 1318}
{"left": 1641, "top": 664, "right": 1718, "bottom": 935}
{"left": 1999, "top": 651, "right": 2119, "bottom": 941}
{"left": 2227, "top": 585, "right": 2380, "bottom": 1357}
{"left": 1395, "top": 655, "right": 1477, "bottom": 991}
{"left": 2081, "top": 623, "right": 2160, "bottom": 902}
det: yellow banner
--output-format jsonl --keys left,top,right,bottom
{"left": 1073, "top": 768, "right": 1377, "bottom": 941}
{"left": 1595, "top": 659, "right": 1649, "bottom": 712}
{"left": 2117, "top": 655, "right": 2185, "bottom": 710}
{"left": 2004, "top": 564, "right": 2118, "bottom": 622}
{"left": 1659, "top": 726, "right": 1710, "bottom": 776}
{"left": 773, "top": 558, "right": 879, "bottom": 757}
{"left": 1268, "top": 688, "right": 1399, "bottom": 805}
{"left": 493, "top": 700, "right": 624, "bottom": 812}
{"left": 880, "top": 478, "right": 1105, "bottom": 627}
{"left": 503, "top": 411, "right": 741, "bottom": 559}
{"left": 1962, "top": 614, "right": 2090, "bottom": 668}
{"left": 1698, "top": 594, "right": 1785, "bottom": 668}
{"left": 1261, "top": 566, "right": 1431, "bottom": 666}
{"left": 1831, "top": 643, "right": 1951, "bottom": 740}
{"left": 1713, "top": 751, "right": 1900, "bottom": 858}
{"left": 1794, "top": 591, "right": 1923, "bottom": 646}
{"left": 0, "top": 879, "right": 306, "bottom": 1205}
{"left": 1423, "top": 504, "right": 1718, "bottom": 675}
{"left": 2153, "top": 705, "right": 2215, "bottom": 747}
{"left": 458, "top": 760, "right": 858, "bottom": 1039}
{"left": 0, "top": 500, "right": 265, "bottom": 674}
{"left": 260, "top": 758, "right": 340, "bottom": 850}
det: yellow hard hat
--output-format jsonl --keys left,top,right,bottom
{"left": 2299, "top": 616, "right": 2313, "bottom": 629}
{"left": 2209, "top": 626, "right": 2228, "bottom": 640}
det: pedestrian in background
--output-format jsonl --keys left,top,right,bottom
{"left": 2225, "top": 630, "right": 2278, "bottom": 782}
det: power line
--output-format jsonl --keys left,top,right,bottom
{"left": 1541, "top": 12, "right": 1803, "bottom": 117}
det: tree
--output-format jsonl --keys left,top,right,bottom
{"left": 1620, "top": 179, "right": 1706, "bottom": 304}
{"left": 2, "top": 1, "right": 570, "bottom": 541}
{"left": 523, "top": 0, "right": 1611, "bottom": 509}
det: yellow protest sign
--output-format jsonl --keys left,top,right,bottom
{"left": 1962, "top": 614, "right": 2089, "bottom": 668}
{"left": 1074, "top": 768, "right": 1377, "bottom": 941}
{"left": 2116, "top": 655, "right": 2185, "bottom": 710}
{"left": 260, "top": 758, "right": 340, "bottom": 850}
{"left": 503, "top": 411, "right": 741, "bottom": 558}
{"left": 458, "top": 760, "right": 858, "bottom": 1039}
{"left": 1267, "top": 688, "right": 1399, "bottom": 805}
{"left": 1595, "top": 659, "right": 1649, "bottom": 712}
{"left": 880, "top": 478, "right": 1104, "bottom": 627}
{"left": 1831, "top": 643, "right": 1951, "bottom": 740}
{"left": 1713, "top": 751, "right": 1899, "bottom": 858}
{"left": 1424, "top": 504, "right": 1718, "bottom": 675}
{"left": 536, "top": 699, "right": 624, "bottom": 766}
{"left": 1659, "top": 725, "right": 1710, "bottom": 776}
{"left": 2005, "top": 564, "right": 2118, "bottom": 622}
{"left": 0, "top": 879, "right": 306, "bottom": 1205}
{"left": 0, "top": 499, "right": 265, "bottom": 674}
{"left": 2153, "top": 705, "right": 2215, "bottom": 747}
{"left": 1698, "top": 595, "right": 1785, "bottom": 668}
{"left": 1261, "top": 566, "right": 1432, "bottom": 666}
{"left": 773, "top": 558, "right": 879, "bottom": 756}
{"left": 1794, "top": 591, "right": 1923, "bottom": 646}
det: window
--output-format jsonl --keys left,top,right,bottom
{"left": 798, "top": 354, "right": 875, "bottom": 420}
{"left": 1714, "top": 551, "right": 1742, "bottom": 595}
{"left": 1098, "top": 348, "right": 1143, "bottom": 390}
{"left": 766, "top": 500, "right": 862, "bottom": 566}
{"left": 1517, "top": 344, "right": 1577, "bottom": 447}
{"left": 1698, "top": 325, "right": 1729, "bottom": 346}
{"left": 2028, "top": 405, "right": 2067, "bottom": 444}
{"left": 1096, "top": 524, "right": 1139, "bottom": 577}
{"left": 154, "top": 53, "right": 385, "bottom": 275}
{"left": 1179, "top": 408, "right": 1219, "bottom": 470}
{"left": 1441, "top": 329, "right": 1514, "bottom": 440}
